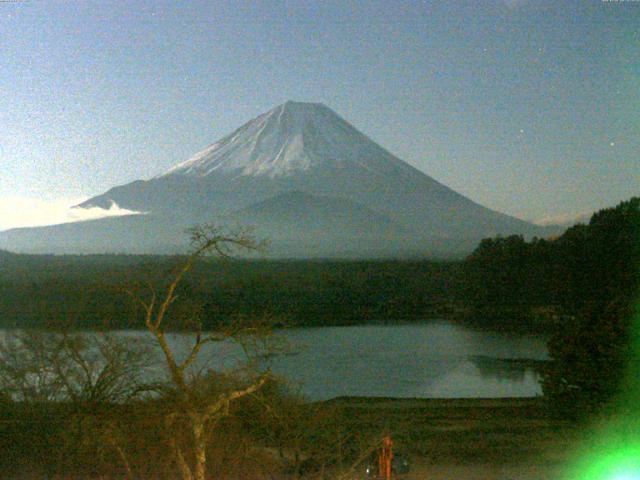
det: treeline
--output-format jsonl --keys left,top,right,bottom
{"left": 463, "top": 197, "right": 640, "bottom": 415}
{"left": 462, "top": 197, "right": 640, "bottom": 328}
{"left": 0, "top": 255, "right": 462, "bottom": 330}
{"left": 1, "top": 197, "right": 637, "bottom": 336}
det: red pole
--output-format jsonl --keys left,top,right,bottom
{"left": 378, "top": 436, "right": 393, "bottom": 479}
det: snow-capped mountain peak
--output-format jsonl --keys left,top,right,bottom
{"left": 6, "top": 100, "right": 555, "bottom": 256}
{"left": 162, "top": 101, "right": 408, "bottom": 179}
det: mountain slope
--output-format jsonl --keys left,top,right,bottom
{"left": 1, "top": 101, "right": 552, "bottom": 257}
{"left": 226, "top": 191, "right": 418, "bottom": 257}
{"left": 0, "top": 214, "right": 186, "bottom": 255}
{"left": 234, "top": 191, "right": 405, "bottom": 234}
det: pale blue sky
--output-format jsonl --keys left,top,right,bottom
{"left": 0, "top": 0, "right": 638, "bottom": 228}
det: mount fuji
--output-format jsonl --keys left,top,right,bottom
{"left": 0, "top": 101, "right": 552, "bottom": 257}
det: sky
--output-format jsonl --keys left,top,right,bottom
{"left": 0, "top": 0, "right": 638, "bottom": 231}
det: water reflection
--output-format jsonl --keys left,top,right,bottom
{"left": 0, "top": 322, "right": 549, "bottom": 401}
{"left": 469, "top": 355, "right": 547, "bottom": 382}
{"left": 261, "top": 322, "right": 548, "bottom": 400}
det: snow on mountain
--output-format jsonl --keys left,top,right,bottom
{"left": 1, "top": 101, "right": 556, "bottom": 257}
{"left": 161, "top": 101, "right": 415, "bottom": 179}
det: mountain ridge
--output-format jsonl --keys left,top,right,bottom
{"left": 3, "top": 101, "right": 556, "bottom": 257}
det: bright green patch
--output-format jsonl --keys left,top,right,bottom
{"left": 565, "top": 301, "right": 640, "bottom": 480}
{"left": 568, "top": 443, "right": 640, "bottom": 479}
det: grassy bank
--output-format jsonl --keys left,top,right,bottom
{"left": 0, "top": 395, "right": 577, "bottom": 479}
{"left": 326, "top": 397, "right": 573, "bottom": 465}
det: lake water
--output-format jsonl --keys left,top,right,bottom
{"left": 1, "top": 321, "right": 549, "bottom": 401}
{"left": 162, "top": 321, "right": 549, "bottom": 400}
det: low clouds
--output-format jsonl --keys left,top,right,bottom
{"left": 0, "top": 196, "right": 145, "bottom": 232}
{"left": 533, "top": 211, "right": 592, "bottom": 227}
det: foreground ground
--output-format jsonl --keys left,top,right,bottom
{"left": 328, "top": 396, "right": 577, "bottom": 480}
{"left": 1, "top": 396, "right": 580, "bottom": 479}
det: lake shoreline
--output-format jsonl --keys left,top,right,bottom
{"left": 1, "top": 322, "right": 549, "bottom": 400}
{"left": 0, "top": 314, "right": 553, "bottom": 334}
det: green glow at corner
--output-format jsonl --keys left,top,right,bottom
{"left": 565, "top": 442, "right": 640, "bottom": 480}
{"left": 564, "top": 293, "right": 640, "bottom": 480}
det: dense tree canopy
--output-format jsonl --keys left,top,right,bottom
{"left": 0, "top": 256, "right": 461, "bottom": 330}
{"left": 463, "top": 197, "right": 640, "bottom": 415}
{"left": 463, "top": 197, "right": 640, "bottom": 322}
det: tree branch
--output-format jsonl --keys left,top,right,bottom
{"left": 205, "top": 373, "right": 270, "bottom": 420}
{"left": 178, "top": 332, "right": 230, "bottom": 374}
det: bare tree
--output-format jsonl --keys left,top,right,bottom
{"left": 281, "top": 400, "right": 345, "bottom": 478}
{"left": 0, "top": 225, "right": 274, "bottom": 479}
{"left": 0, "top": 329, "right": 148, "bottom": 405}
{"left": 125, "top": 225, "right": 272, "bottom": 480}
{"left": 0, "top": 328, "right": 151, "bottom": 478}
{"left": 0, "top": 329, "right": 67, "bottom": 404}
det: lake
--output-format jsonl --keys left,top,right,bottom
{"left": 161, "top": 321, "right": 549, "bottom": 400}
